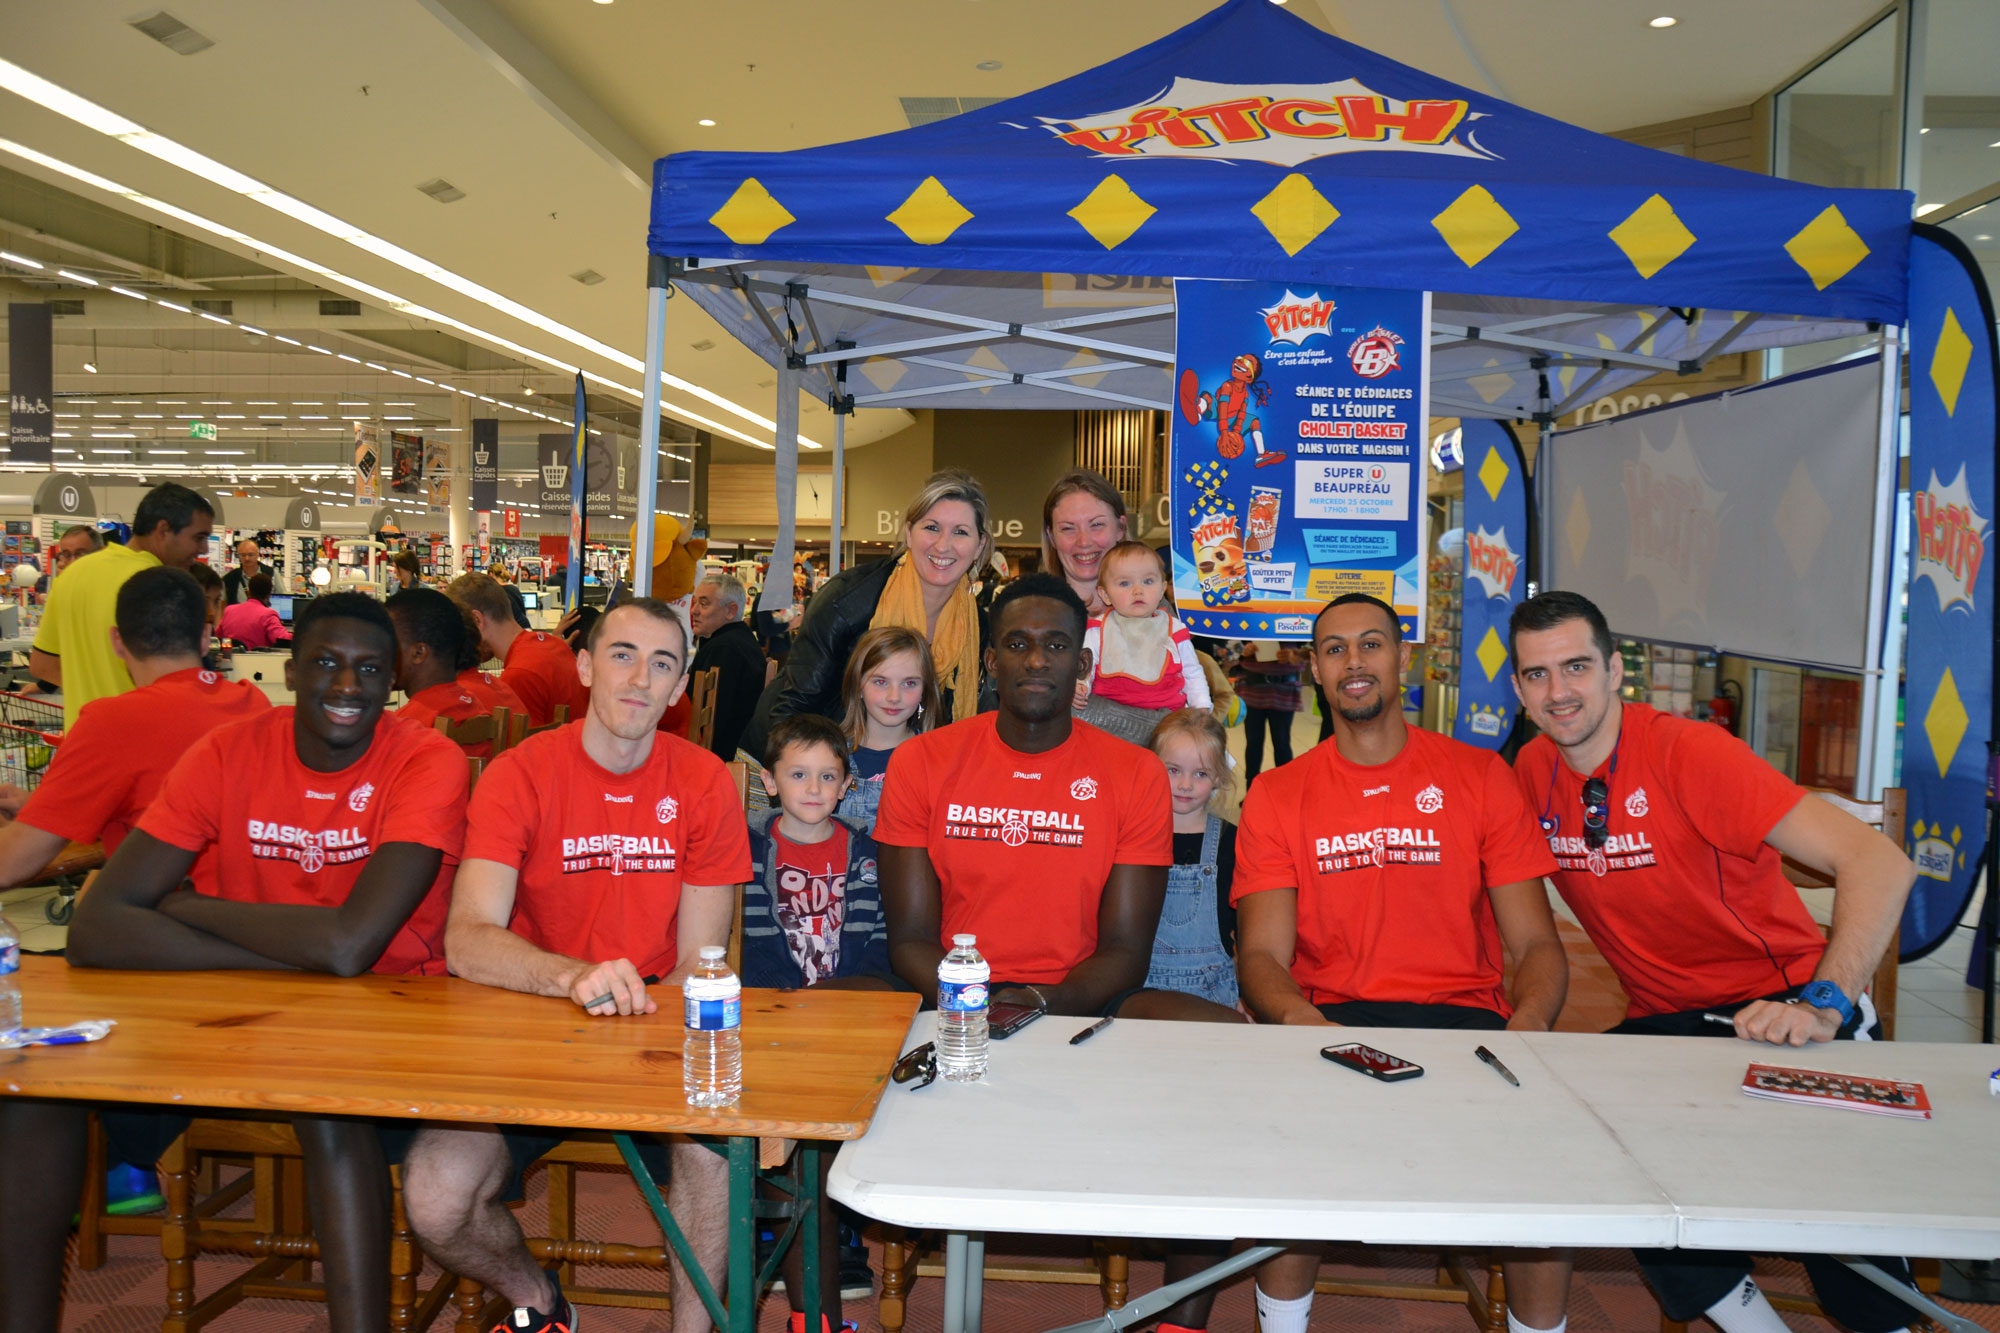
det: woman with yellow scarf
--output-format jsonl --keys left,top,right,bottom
{"left": 741, "top": 469, "right": 989, "bottom": 762}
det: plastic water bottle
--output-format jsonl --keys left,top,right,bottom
{"left": 937, "top": 933, "right": 990, "bottom": 1082}
{"left": 0, "top": 908, "right": 20, "bottom": 1040}
{"left": 683, "top": 945, "right": 741, "bottom": 1108}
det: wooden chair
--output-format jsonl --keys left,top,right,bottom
{"left": 434, "top": 706, "right": 510, "bottom": 760}
{"left": 509, "top": 704, "right": 569, "bottom": 748}
{"left": 145, "top": 1117, "right": 455, "bottom": 1333}
{"left": 725, "top": 759, "right": 749, "bottom": 975}
{"left": 34, "top": 838, "right": 103, "bottom": 926}
{"left": 688, "top": 667, "right": 721, "bottom": 754}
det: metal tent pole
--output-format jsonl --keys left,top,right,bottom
{"left": 634, "top": 253, "right": 671, "bottom": 597}
{"left": 829, "top": 340, "right": 852, "bottom": 576}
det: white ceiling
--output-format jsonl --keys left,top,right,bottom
{"left": 0, "top": 0, "right": 1912, "bottom": 474}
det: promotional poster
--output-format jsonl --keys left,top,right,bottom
{"left": 1171, "top": 279, "right": 1429, "bottom": 642}
{"left": 1454, "top": 418, "right": 1531, "bottom": 750}
{"left": 352, "top": 422, "right": 380, "bottom": 504}
{"left": 388, "top": 430, "right": 425, "bottom": 498}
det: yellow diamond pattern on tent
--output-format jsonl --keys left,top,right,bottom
{"left": 963, "top": 345, "right": 1008, "bottom": 394}
{"left": 1432, "top": 185, "right": 1518, "bottom": 268}
{"left": 1478, "top": 445, "right": 1511, "bottom": 502}
{"left": 1565, "top": 488, "right": 1591, "bottom": 567}
{"left": 1930, "top": 307, "right": 1973, "bottom": 417}
{"left": 1251, "top": 174, "right": 1340, "bottom": 257}
{"left": 1476, "top": 626, "right": 1509, "bottom": 682}
{"left": 1608, "top": 194, "right": 1696, "bottom": 280}
{"left": 887, "top": 177, "right": 974, "bottom": 246}
{"left": 1068, "top": 175, "right": 1156, "bottom": 251}
{"left": 1924, "top": 666, "right": 1969, "bottom": 779}
{"left": 858, "top": 358, "right": 906, "bottom": 393}
{"left": 1783, "top": 206, "right": 1870, "bottom": 291}
{"left": 708, "top": 179, "right": 796, "bottom": 245}
{"left": 866, "top": 266, "right": 922, "bottom": 288}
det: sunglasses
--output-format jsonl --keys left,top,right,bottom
{"left": 892, "top": 1042, "right": 938, "bottom": 1090}
{"left": 1581, "top": 777, "right": 1611, "bottom": 850}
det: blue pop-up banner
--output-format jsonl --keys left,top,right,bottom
{"left": 1454, "top": 419, "right": 1531, "bottom": 750}
{"left": 1901, "top": 226, "right": 1998, "bottom": 960}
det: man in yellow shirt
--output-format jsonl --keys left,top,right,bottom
{"left": 31, "top": 483, "right": 213, "bottom": 730}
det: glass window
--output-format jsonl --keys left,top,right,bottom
{"left": 1917, "top": 0, "right": 2000, "bottom": 216}
{"left": 1938, "top": 206, "right": 1999, "bottom": 318}
{"left": 1774, "top": 14, "right": 1901, "bottom": 190}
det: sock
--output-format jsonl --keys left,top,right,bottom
{"left": 1255, "top": 1286, "right": 1313, "bottom": 1333}
{"left": 1703, "top": 1278, "right": 1791, "bottom": 1333}
{"left": 1508, "top": 1312, "right": 1566, "bottom": 1333}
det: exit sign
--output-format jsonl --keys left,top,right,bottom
{"left": 189, "top": 421, "right": 217, "bottom": 441}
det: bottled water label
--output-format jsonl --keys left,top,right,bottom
{"left": 0, "top": 942, "right": 16, "bottom": 975}
{"left": 938, "top": 979, "right": 988, "bottom": 1014}
{"left": 685, "top": 994, "right": 740, "bottom": 1031}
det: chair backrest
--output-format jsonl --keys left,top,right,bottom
{"left": 434, "top": 707, "right": 509, "bottom": 758}
{"left": 724, "top": 759, "right": 750, "bottom": 975}
{"left": 1784, "top": 787, "right": 1905, "bottom": 1038}
{"left": 511, "top": 708, "right": 567, "bottom": 748}
{"left": 688, "top": 667, "right": 721, "bottom": 753}
{"left": 467, "top": 754, "right": 484, "bottom": 787}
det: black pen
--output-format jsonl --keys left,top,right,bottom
{"left": 1474, "top": 1045, "right": 1520, "bottom": 1087}
{"left": 1070, "top": 1017, "right": 1113, "bottom": 1046}
{"left": 1702, "top": 1012, "right": 1737, "bottom": 1027}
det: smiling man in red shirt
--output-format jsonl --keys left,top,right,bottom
{"left": 401, "top": 598, "right": 750, "bottom": 1333}
{"left": 1234, "top": 593, "right": 1568, "bottom": 1333}
{"left": 447, "top": 570, "right": 587, "bottom": 727}
{"left": 0, "top": 591, "right": 468, "bottom": 1333}
{"left": 1509, "top": 589, "right": 1918, "bottom": 1333}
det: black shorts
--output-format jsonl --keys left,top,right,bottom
{"left": 1608, "top": 984, "right": 1882, "bottom": 1040}
{"left": 1314, "top": 1000, "right": 1507, "bottom": 1030}
{"left": 494, "top": 1128, "right": 671, "bottom": 1205}
{"left": 101, "top": 1109, "right": 419, "bottom": 1171}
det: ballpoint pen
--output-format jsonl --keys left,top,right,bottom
{"left": 1474, "top": 1045, "right": 1520, "bottom": 1087}
{"left": 1070, "top": 1016, "right": 1113, "bottom": 1046}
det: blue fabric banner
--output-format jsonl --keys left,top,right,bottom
{"left": 1453, "top": 418, "right": 1530, "bottom": 750}
{"left": 1900, "top": 227, "right": 1999, "bottom": 960}
{"left": 1170, "top": 279, "right": 1427, "bottom": 642}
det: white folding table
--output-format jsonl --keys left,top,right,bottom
{"left": 831, "top": 1016, "right": 2000, "bottom": 1333}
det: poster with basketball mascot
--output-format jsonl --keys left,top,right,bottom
{"left": 1171, "top": 279, "right": 1429, "bottom": 643}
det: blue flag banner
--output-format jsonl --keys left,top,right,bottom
{"left": 565, "top": 373, "right": 587, "bottom": 614}
{"left": 1171, "top": 278, "right": 1428, "bottom": 642}
{"left": 1454, "top": 419, "right": 1530, "bottom": 750}
{"left": 1900, "top": 226, "right": 1999, "bottom": 960}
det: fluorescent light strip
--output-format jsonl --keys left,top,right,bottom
{"left": 0, "top": 250, "right": 43, "bottom": 269}
{"left": 0, "top": 70, "right": 791, "bottom": 447}
{"left": 56, "top": 268, "right": 97, "bottom": 285}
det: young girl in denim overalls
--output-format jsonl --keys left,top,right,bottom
{"left": 835, "top": 625, "right": 941, "bottom": 833}
{"left": 1144, "top": 709, "right": 1239, "bottom": 1006}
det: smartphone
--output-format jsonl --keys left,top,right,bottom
{"left": 1320, "top": 1042, "right": 1424, "bottom": 1082}
{"left": 989, "top": 1001, "right": 1044, "bottom": 1040}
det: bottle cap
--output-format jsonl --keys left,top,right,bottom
{"left": 699, "top": 945, "right": 725, "bottom": 960}
{"left": 952, "top": 933, "right": 976, "bottom": 947}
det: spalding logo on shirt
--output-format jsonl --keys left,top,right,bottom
{"left": 562, "top": 833, "right": 678, "bottom": 877}
{"left": 945, "top": 803, "right": 1087, "bottom": 849}
{"left": 248, "top": 820, "right": 370, "bottom": 873}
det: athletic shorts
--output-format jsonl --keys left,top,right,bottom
{"left": 101, "top": 1109, "right": 418, "bottom": 1170}
{"left": 1314, "top": 999, "right": 1507, "bottom": 1030}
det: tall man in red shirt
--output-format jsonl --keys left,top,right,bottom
{"left": 1234, "top": 593, "right": 1569, "bottom": 1333}
{"left": 1510, "top": 590, "right": 1919, "bottom": 1333}
{"left": 0, "top": 592, "right": 469, "bottom": 1333}
{"left": 0, "top": 566, "right": 267, "bottom": 886}
{"left": 876, "top": 573, "right": 1242, "bottom": 1333}
{"left": 401, "top": 598, "right": 751, "bottom": 1333}
{"left": 388, "top": 586, "right": 515, "bottom": 757}
{"left": 446, "top": 570, "right": 588, "bottom": 727}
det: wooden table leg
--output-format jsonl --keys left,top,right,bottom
{"left": 160, "top": 1132, "right": 196, "bottom": 1333}
{"left": 879, "top": 1226, "right": 912, "bottom": 1333}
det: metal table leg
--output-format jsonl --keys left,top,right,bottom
{"left": 943, "top": 1231, "right": 970, "bottom": 1333}
{"left": 965, "top": 1232, "right": 987, "bottom": 1333}
{"left": 1838, "top": 1258, "right": 1982, "bottom": 1333}
{"left": 1042, "top": 1243, "right": 1288, "bottom": 1333}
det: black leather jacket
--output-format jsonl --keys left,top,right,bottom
{"left": 741, "top": 556, "right": 982, "bottom": 762}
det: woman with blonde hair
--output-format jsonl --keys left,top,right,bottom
{"left": 742, "top": 468, "right": 988, "bottom": 761}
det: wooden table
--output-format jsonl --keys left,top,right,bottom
{"left": 3, "top": 957, "right": 918, "bottom": 1333}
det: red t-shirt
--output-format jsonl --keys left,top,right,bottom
{"left": 873, "top": 715, "right": 1172, "bottom": 985}
{"left": 773, "top": 823, "right": 850, "bottom": 985}
{"left": 1234, "top": 727, "right": 1556, "bottom": 1015}
{"left": 1513, "top": 703, "right": 1823, "bottom": 1018}
{"left": 20, "top": 667, "right": 269, "bottom": 876}
{"left": 399, "top": 676, "right": 513, "bottom": 758}
{"left": 458, "top": 668, "right": 526, "bottom": 718}
{"left": 501, "top": 631, "right": 588, "bottom": 727}
{"left": 463, "top": 723, "right": 752, "bottom": 978}
{"left": 138, "top": 709, "right": 469, "bottom": 976}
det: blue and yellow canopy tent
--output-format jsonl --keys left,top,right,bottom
{"left": 631, "top": 0, "right": 1996, "bottom": 963}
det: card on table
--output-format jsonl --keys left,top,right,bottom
{"left": 1741, "top": 1063, "right": 1932, "bottom": 1120}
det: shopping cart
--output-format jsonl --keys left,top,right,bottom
{"left": 0, "top": 702, "right": 93, "bottom": 925}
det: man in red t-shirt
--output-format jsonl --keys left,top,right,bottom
{"left": 0, "top": 591, "right": 468, "bottom": 1333}
{"left": 401, "top": 598, "right": 750, "bottom": 1333}
{"left": 0, "top": 566, "right": 267, "bottom": 891}
{"left": 387, "top": 586, "right": 513, "bottom": 757}
{"left": 1510, "top": 590, "right": 1918, "bottom": 1333}
{"left": 1234, "top": 593, "right": 1568, "bottom": 1333}
{"left": 446, "top": 571, "right": 587, "bottom": 727}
